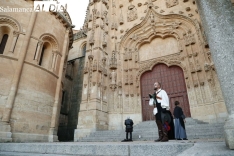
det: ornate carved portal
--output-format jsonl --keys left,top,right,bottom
{"left": 140, "top": 63, "right": 191, "bottom": 121}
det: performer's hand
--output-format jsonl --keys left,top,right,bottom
{"left": 156, "top": 96, "right": 161, "bottom": 100}
{"left": 149, "top": 94, "right": 152, "bottom": 98}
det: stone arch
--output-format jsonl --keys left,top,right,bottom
{"left": 40, "top": 33, "right": 60, "bottom": 52}
{"left": 136, "top": 33, "right": 181, "bottom": 53}
{"left": 140, "top": 63, "right": 191, "bottom": 121}
{"left": 37, "top": 34, "right": 60, "bottom": 70}
{"left": 0, "top": 15, "right": 22, "bottom": 54}
{"left": 136, "top": 58, "right": 188, "bottom": 85}
{"left": 0, "top": 27, "right": 10, "bottom": 54}
{"left": 119, "top": 8, "right": 204, "bottom": 52}
{"left": 0, "top": 15, "right": 22, "bottom": 32}
{"left": 80, "top": 42, "right": 87, "bottom": 56}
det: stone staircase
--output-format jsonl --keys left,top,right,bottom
{"left": 78, "top": 118, "right": 225, "bottom": 142}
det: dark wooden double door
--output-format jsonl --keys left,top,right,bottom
{"left": 140, "top": 64, "right": 191, "bottom": 121}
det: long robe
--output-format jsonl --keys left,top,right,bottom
{"left": 173, "top": 106, "right": 187, "bottom": 139}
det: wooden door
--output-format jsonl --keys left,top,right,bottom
{"left": 140, "top": 63, "right": 191, "bottom": 121}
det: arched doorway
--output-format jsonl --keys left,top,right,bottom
{"left": 140, "top": 63, "right": 191, "bottom": 121}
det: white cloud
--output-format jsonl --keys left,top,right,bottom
{"left": 66, "top": 0, "right": 89, "bottom": 30}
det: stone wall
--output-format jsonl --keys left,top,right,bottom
{"left": 0, "top": 0, "right": 73, "bottom": 142}
{"left": 58, "top": 34, "right": 86, "bottom": 141}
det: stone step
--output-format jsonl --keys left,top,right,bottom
{"left": 0, "top": 132, "right": 12, "bottom": 143}
{"left": 89, "top": 129, "right": 224, "bottom": 137}
{"left": 1, "top": 142, "right": 232, "bottom": 156}
{"left": 78, "top": 135, "right": 224, "bottom": 142}
{"left": 0, "top": 152, "right": 65, "bottom": 156}
{"left": 91, "top": 129, "right": 223, "bottom": 135}
{"left": 134, "top": 123, "right": 223, "bottom": 128}
{"left": 88, "top": 133, "right": 224, "bottom": 139}
{"left": 0, "top": 142, "right": 194, "bottom": 156}
{"left": 0, "top": 123, "right": 11, "bottom": 132}
{"left": 78, "top": 118, "right": 224, "bottom": 142}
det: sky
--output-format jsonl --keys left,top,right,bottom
{"left": 66, "top": 1, "right": 89, "bottom": 30}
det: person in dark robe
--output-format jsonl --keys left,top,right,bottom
{"left": 173, "top": 101, "right": 187, "bottom": 140}
{"left": 122, "top": 117, "right": 134, "bottom": 142}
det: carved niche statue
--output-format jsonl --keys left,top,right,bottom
{"left": 110, "top": 70, "right": 117, "bottom": 85}
{"left": 127, "top": 5, "right": 138, "bottom": 22}
{"left": 150, "top": 13, "right": 155, "bottom": 23}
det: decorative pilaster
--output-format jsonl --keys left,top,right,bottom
{"left": 34, "top": 41, "right": 43, "bottom": 62}
{"left": 51, "top": 51, "right": 59, "bottom": 72}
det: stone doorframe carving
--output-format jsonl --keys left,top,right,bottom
{"left": 118, "top": 7, "right": 207, "bottom": 90}
{"left": 119, "top": 8, "right": 205, "bottom": 53}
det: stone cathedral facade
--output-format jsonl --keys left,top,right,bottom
{"left": 69, "top": 0, "right": 229, "bottom": 141}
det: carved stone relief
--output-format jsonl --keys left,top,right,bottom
{"left": 149, "top": 13, "right": 155, "bottom": 24}
{"left": 84, "top": 62, "right": 89, "bottom": 74}
{"left": 93, "top": 60, "right": 97, "bottom": 71}
{"left": 195, "top": 87, "right": 202, "bottom": 104}
{"left": 135, "top": 54, "right": 185, "bottom": 83}
{"left": 127, "top": 5, "right": 138, "bottom": 22}
{"left": 165, "top": 0, "right": 179, "bottom": 8}
{"left": 195, "top": 58, "right": 202, "bottom": 72}
{"left": 102, "top": 33, "right": 107, "bottom": 47}
{"left": 189, "top": 61, "right": 196, "bottom": 73}
{"left": 119, "top": 7, "right": 124, "bottom": 25}
{"left": 125, "top": 73, "right": 128, "bottom": 85}
{"left": 129, "top": 74, "right": 133, "bottom": 85}
{"left": 110, "top": 70, "right": 117, "bottom": 85}
{"left": 184, "top": 31, "right": 196, "bottom": 46}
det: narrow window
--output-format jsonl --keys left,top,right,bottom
{"left": 39, "top": 46, "right": 45, "bottom": 66}
{"left": 0, "top": 34, "right": 9, "bottom": 54}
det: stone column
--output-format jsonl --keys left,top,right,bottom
{"left": 34, "top": 41, "right": 43, "bottom": 62}
{"left": 9, "top": 31, "right": 19, "bottom": 53}
{"left": 49, "top": 28, "right": 69, "bottom": 142}
{"left": 50, "top": 51, "right": 58, "bottom": 71}
{"left": 196, "top": 0, "right": 234, "bottom": 149}
{"left": 2, "top": 12, "right": 38, "bottom": 122}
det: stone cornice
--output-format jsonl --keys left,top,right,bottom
{"left": 50, "top": 12, "right": 75, "bottom": 48}
{"left": 74, "top": 30, "right": 87, "bottom": 41}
